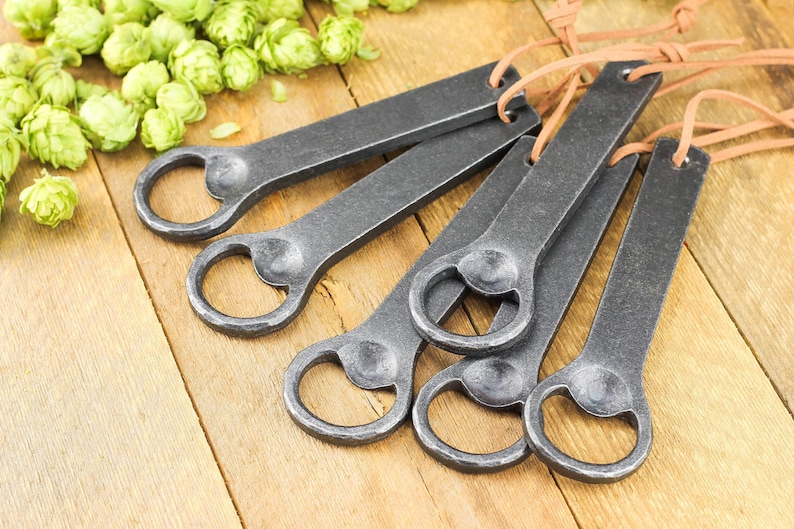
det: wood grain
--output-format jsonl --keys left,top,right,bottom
{"left": 2, "top": 0, "right": 793, "bottom": 527}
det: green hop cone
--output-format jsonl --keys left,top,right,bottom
{"left": 79, "top": 93, "right": 139, "bottom": 152}
{"left": 19, "top": 168, "right": 79, "bottom": 228}
{"left": 168, "top": 39, "right": 224, "bottom": 95}
{"left": 21, "top": 104, "right": 91, "bottom": 170}
{"left": 101, "top": 22, "right": 153, "bottom": 76}
{"left": 52, "top": 6, "right": 108, "bottom": 55}
{"left": 323, "top": 0, "right": 370, "bottom": 16}
{"left": 148, "top": 13, "right": 196, "bottom": 63}
{"left": 0, "top": 43, "right": 38, "bottom": 78}
{"left": 140, "top": 107, "right": 186, "bottom": 152}
{"left": 0, "top": 117, "right": 26, "bottom": 183}
{"left": 0, "top": 76, "right": 39, "bottom": 125}
{"left": 221, "top": 45, "right": 262, "bottom": 92}
{"left": 2, "top": 0, "right": 58, "bottom": 40}
{"left": 255, "top": 0, "right": 304, "bottom": 22}
{"left": 121, "top": 60, "right": 170, "bottom": 116}
{"left": 254, "top": 19, "right": 323, "bottom": 75}
{"left": 35, "top": 43, "right": 82, "bottom": 68}
{"left": 318, "top": 15, "right": 364, "bottom": 65}
{"left": 155, "top": 80, "right": 206, "bottom": 123}
{"left": 103, "top": 0, "right": 160, "bottom": 26}
{"left": 30, "top": 59, "right": 76, "bottom": 108}
{"left": 149, "top": 0, "right": 213, "bottom": 22}
{"left": 204, "top": 0, "right": 259, "bottom": 49}
{"left": 376, "top": 0, "right": 418, "bottom": 12}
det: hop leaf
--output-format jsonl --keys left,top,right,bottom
{"left": 141, "top": 107, "right": 186, "bottom": 152}
{"left": 204, "top": 0, "right": 259, "bottom": 49}
{"left": 254, "top": 0, "right": 305, "bottom": 22}
{"left": 148, "top": 13, "right": 196, "bottom": 63}
{"left": 168, "top": 39, "right": 224, "bottom": 94}
{"left": 19, "top": 169, "right": 79, "bottom": 228}
{"left": 21, "top": 104, "right": 91, "bottom": 170}
{"left": 121, "top": 60, "right": 170, "bottom": 116}
{"left": 149, "top": 0, "right": 213, "bottom": 23}
{"left": 0, "top": 117, "right": 26, "bottom": 183}
{"left": 318, "top": 15, "right": 365, "bottom": 65}
{"left": 0, "top": 43, "right": 39, "bottom": 78}
{"left": 2, "top": 0, "right": 58, "bottom": 41}
{"left": 79, "top": 93, "right": 139, "bottom": 152}
{"left": 52, "top": 6, "right": 108, "bottom": 55}
{"left": 103, "top": 0, "right": 161, "bottom": 27}
{"left": 220, "top": 45, "right": 262, "bottom": 92}
{"left": 101, "top": 22, "right": 153, "bottom": 76}
{"left": 254, "top": 18, "right": 322, "bottom": 75}
{"left": 155, "top": 79, "right": 206, "bottom": 123}
{"left": 0, "top": 76, "right": 39, "bottom": 125}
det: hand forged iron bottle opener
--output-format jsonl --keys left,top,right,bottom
{"left": 134, "top": 62, "right": 526, "bottom": 241}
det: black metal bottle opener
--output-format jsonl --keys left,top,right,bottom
{"left": 133, "top": 63, "right": 525, "bottom": 241}
{"left": 408, "top": 61, "right": 661, "bottom": 355}
{"left": 524, "top": 138, "right": 710, "bottom": 483}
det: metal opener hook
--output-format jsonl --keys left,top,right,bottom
{"left": 524, "top": 138, "right": 710, "bottom": 483}
{"left": 408, "top": 61, "right": 662, "bottom": 356}
{"left": 134, "top": 63, "right": 525, "bottom": 241}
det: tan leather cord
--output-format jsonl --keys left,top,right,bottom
{"left": 610, "top": 90, "right": 794, "bottom": 166}
{"left": 494, "top": 38, "right": 743, "bottom": 126}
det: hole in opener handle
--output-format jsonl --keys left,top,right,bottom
{"left": 134, "top": 62, "right": 528, "bottom": 242}
{"left": 523, "top": 138, "right": 711, "bottom": 483}
{"left": 408, "top": 61, "right": 663, "bottom": 356}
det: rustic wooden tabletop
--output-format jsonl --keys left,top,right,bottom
{"left": 1, "top": 0, "right": 792, "bottom": 527}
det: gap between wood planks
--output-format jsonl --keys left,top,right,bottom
{"left": 89, "top": 131, "right": 248, "bottom": 529}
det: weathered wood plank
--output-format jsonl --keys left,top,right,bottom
{"left": 0, "top": 21, "right": 241, "bottom": 522}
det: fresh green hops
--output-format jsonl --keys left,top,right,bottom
{"left": 103, "top": 0, "right": 161, "bottom": 26}
{"left": 79, "top": 93, "right": 139, "bottom": 152}
{"left": 121, "top": 60, "right": 170, "bottom": 116}
{"left": 101, "top": 22, "right": 153, "bottom": 76}
{"left": 0, "top": 117, "right": 26, "bottom": 182}
{"left": 204, "top": 0, "right": 258, "bottom": 49}
{"left": 0, "top": 43, "right": 38, "bottom": 78}
{"left": 19, "top": 168, "right": 79, "bottom": 228}
{"left": 141, "top": 107, "right": 186, "bottom": 151}
{"left": 148, "top": 13, "right": 196, "bottom": 63}
{"left": 21, "top": 104, "right": 91, "bottom": 170}
{"left": 254, "top": 18, "right": 322, "bottom": 75}
{"left": 52, "top": 6, "right": 108, "bottom": 55}
{"left": 221, "top": 45, "right": 262, "bottom": 91}
{"left": 2, "top": 0, "right": 58, "bottom": 40}
{"left": 255, "top": 0, "right": 304, "bottom": 22}
{"left": 168, "top": 39, "right": 224, "bottom": 94}
{"left": 155, "top": 80, "right": 206, "bottom": 123}
{"left": 149, "top": 0, "right": 213, "bottom": 23}
{"left": 323, "top": 0, "right": 370, "bottom": 16}
{"left": 0, "top": 76, "right": 39, "bottom": 125}
{"left": 375, "top": 0, "right": 418, "bottom": 13}
{"left": 318, "top": 16, "right": 365, "bottom": 65}
{"left": 30, "top": 60, "right": 76, "bottom": 108}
